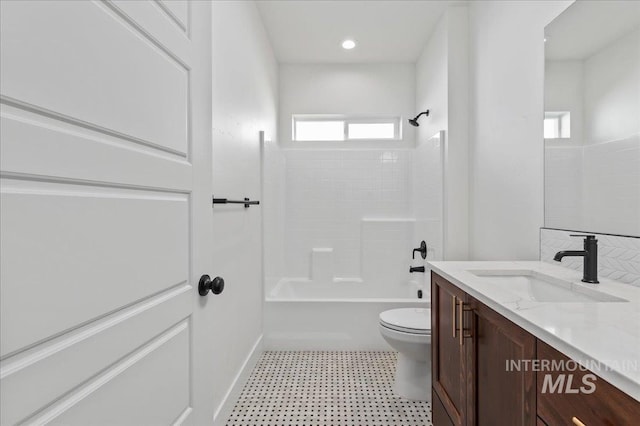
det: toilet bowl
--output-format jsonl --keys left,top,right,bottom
{"left": 379, "top": 308, "right": 431, "bottom": 401}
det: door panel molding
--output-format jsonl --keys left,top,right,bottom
{"left": 0, "top": 1, "right": 189, "bottom": 154}
{"left": 152, "top": 0, "right": 189, "bottom": 35}
{"left": 105, "top": 0, "right": 192, "bottom": 67}
{"left": 0, "top": 284, "right": 190, "bottom": 425}
{"left": 1, "top": 181, "right": 189, "bottom": 355}
{"left": 24, "top": 321, "right": 190, "bottom": 425}
{"left": 1, "top": 98, "right": 191, "bottom": 160}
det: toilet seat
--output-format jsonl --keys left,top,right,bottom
{"left": 379, "top": 308, "right": 431, "bottom": 335}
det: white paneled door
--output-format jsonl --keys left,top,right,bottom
{"left": 1, "top": 1, "right": 216, "bottom": 424}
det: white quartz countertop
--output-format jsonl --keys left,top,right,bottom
{"left": 427, "top": 260, "right": 640, "bottom": 401}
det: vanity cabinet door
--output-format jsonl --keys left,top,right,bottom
{"left": 432, "top": 272, "right": 469, "bottom": 426}
{"left": 433, "top": 392, "right": 456, "bottom": 426}
{"left": 467, "top": 297, "right": 537, "bottom": 426}
{"left": 537, "top": 340, "right": 640, "bottom": 426}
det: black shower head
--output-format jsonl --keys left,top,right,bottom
{"left": 409, "top": 110, "right": 429, "bottom": 127}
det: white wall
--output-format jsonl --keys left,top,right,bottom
{"left": 468, "top": 0, "right": 572, "bottom": 260}
{"left": 210, "top": 1, "right": 277, "bottom": 421}
{"left": 415, "top": 6, "right": 469, "bottom": 261}
{"left": 584, "top": 28, "right": 640, "bottom": 145}
{"left": 279, "top": 63, "right": 416, "bottom": 148}
{"left": 416, "top": 17, "right": 447, "bottom": 144}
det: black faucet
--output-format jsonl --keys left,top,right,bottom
{"left": 553, "top": 234, "right": 599, "bottom": 283}
{"left": 409, "top": 266, "right": 425, "bottom": 273}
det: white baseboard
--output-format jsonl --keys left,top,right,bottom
{"left": 213, "top": 334, "right": 263, "bottom": 426}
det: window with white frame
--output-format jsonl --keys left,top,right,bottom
{"left": 292, "top": 115, "right": 401, "bottom": 141}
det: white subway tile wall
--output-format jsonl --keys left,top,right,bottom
{"left": 284, "top": 149, "right": 413, "bottom": 280}
{"left": 361, "top": 218, "right": 416, "bottom": 290}
{"left": 540, "top": 228, "right": 640, "bottom": 287}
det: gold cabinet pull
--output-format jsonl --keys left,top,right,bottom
{"left": 452, "top": 295, "right": 457, "bottom": 338}
{"left": 458, "top": 301, "right": 473, "bottom": 346}
{"left": 572, "top": 417, "right": 586, "bottom": 426}
{"left": 459, "top": 298, "right": 464, "bottom": 345}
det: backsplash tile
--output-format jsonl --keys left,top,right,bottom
{"left": 540, "top": 228, "right": 640, "bottom": 287}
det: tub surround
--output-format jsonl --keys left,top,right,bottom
{"left": 263, "top": 145, "right": 444, "bottom": 297}
{"left": 428, "top": 260, "right": 640, "bottom": 401}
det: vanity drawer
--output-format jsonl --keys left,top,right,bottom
{"left": 537, "top": 341, "right": 640, "bottom": 426}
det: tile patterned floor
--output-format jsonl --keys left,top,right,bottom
{"left": 226, "top": 351, "right": 432, "bottom": 426}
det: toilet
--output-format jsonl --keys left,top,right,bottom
{"left": 379, "top": 308, "right": 431, "bottom": 401}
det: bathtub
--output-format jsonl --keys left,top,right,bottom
{"left": 264, "top": 278, "right": 430, "bottom": 351}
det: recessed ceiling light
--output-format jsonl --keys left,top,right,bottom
{"left": 342, "top": 39, "right": 356, "bottom": 50}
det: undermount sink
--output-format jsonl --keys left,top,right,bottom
{"left": 467, "top": 269, "right": 628, "bottom": 303}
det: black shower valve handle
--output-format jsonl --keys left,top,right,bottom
{"left": 412, "top": 241, "right": 427, "bottom": 260}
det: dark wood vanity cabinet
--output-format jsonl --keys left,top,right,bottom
{"left": 431, "top": 272, "right": 536, "bottom": 426}
{"left": 431, "top": 272, "right": 640, "bottom": 426}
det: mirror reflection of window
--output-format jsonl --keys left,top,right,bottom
{"left": 544, "top": 112, "right": 570, "bottom": 139}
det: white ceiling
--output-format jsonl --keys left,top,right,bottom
{"left": 256, "top": 1, "right": 452, "bottom": 63}
{"left": 545, "top": 0, "right": 640, "bottom": 61}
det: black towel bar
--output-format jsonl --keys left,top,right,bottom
{"left": 212, "top": 197, "right": 260, "bottom": 208}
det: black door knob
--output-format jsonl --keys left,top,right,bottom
{"left": 198, "top": 274, "right": 224, "bottom": 296}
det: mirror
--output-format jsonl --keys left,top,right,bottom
{"left": 544, "top": 1, "right": 640, "bottom": 237}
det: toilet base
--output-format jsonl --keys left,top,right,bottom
{"left": 394, "top": 352, "right": 431, "bottom": 401}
